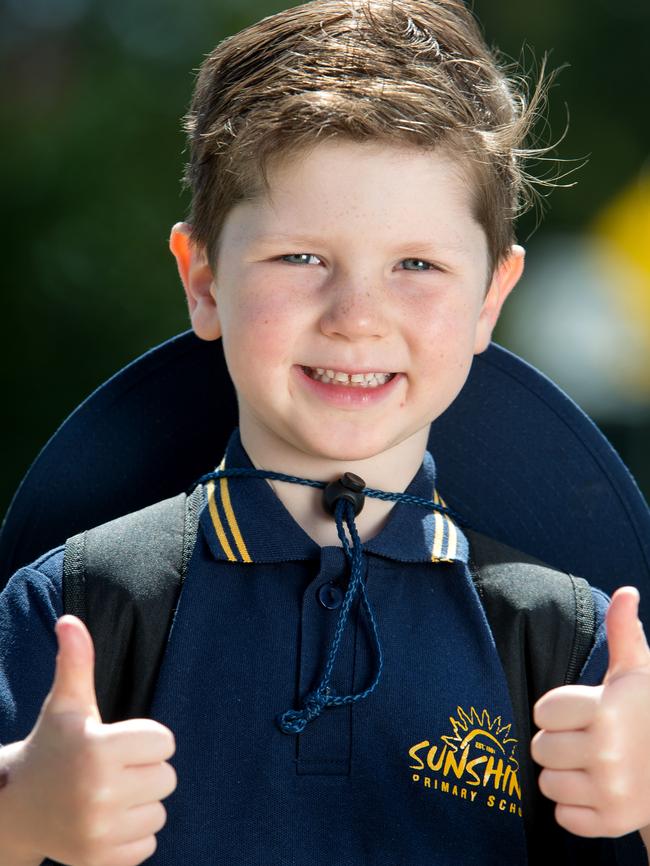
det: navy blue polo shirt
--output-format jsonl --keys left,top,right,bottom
{"left": 0, "top": 430, "right": 645, "bottom": 865}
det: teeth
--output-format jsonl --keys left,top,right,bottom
{"left": 304, "top": 366, "right": 394, "bottom": 387}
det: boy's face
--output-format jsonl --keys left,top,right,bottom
{"left": 172, "top": 141, "right": 524, "bottom": 466}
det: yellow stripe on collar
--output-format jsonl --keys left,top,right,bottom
{"left": 220, "top": 473, "right": 252, "bottom": 563}
{"left": 207, "top": 479, "right": 237, "bottom": 562}
{"left": 431, "top": 489, "right": 444, "bottom": 560}
{"left": 446, "top": 514, "right": 458, "bottom": 560}
{"left": 431, "top": 489, "right": 456, "bottom": 563}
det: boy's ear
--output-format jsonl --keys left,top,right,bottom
{"left": 169, "top": 222, "right": 222, "bottom": 341}
{"left": 473, "top": 244, "right": 525, "bottom": 354}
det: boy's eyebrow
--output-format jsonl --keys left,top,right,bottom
{"left": 393, "top": 239, "right": 468, "bottom": 256}
{"left": 252, "top": 232, "right": 467, "bottom": 255}
{"left": 253, "top": 231, "right": 328, "bottom": 247}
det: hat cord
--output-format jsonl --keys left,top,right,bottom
{"left": 194, "top": 466, "right": 462, "bottom": 734}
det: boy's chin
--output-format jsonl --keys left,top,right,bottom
{"left": 241, "top": 412, "right": 432, "bottom": 470}
{"left": 307, "top": 446, "right": 389, "bottom": 464}
{"left": 294, "top": 429, "right": 430, "bottom": 467}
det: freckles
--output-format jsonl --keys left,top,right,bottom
{"left": 235, "top": 281, "right": 293, "bottom": 318}
{"left": 237, "top": 303, "right": 284, "bottom": 343}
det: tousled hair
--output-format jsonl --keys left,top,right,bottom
{"left": 182, "top": 0, "right": 553, "bottom": 274}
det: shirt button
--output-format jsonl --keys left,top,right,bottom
{"left": 317, "top": 582, "right": 344, "bottom": 610}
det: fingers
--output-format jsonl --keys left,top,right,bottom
{"left": 108, "top": 802, "right": 168, "bottom": 846}
{"left": 100, "top": 718, "right": 176, "bottom": 766}
{"left": 553, "top": 804, "right": 602, "bottom": 838}
{"left": 605, "top": 586, "right": 650, "bottom": 682}
{"left": 531, "top": 730, "right": 591, "bottom": 770}
{"left": 45, "top": 615, "right": 101, "bottom": 722}
{"left": 110, "top": 835, "right": 158, "bottom": 866}
{"left": 532, "top": 587, "right": 650, "bottom": 840}
{"left": 534, "top": 684, "right": 601, "bottom": 732}
{"left": 538, "top": 768, "right": 595, "bottom": 808}
{"left": 120, "top": 762, "right": 178, "bottom": 809}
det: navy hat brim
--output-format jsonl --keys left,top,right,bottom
{"left": 2, "top": 330, "right": 649, "bottom": 621}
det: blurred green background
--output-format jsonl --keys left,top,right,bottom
{"left": 1, "top": 0, "right": 649, "bottom": 519}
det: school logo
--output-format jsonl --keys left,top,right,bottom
{"left": 407, "top": 706, "right": 522, "bottom": 817}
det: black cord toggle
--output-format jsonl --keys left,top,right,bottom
{"left": 322, "top": 472, "right": 366, "bottom": 516}
{"left": 191, "top": 464, "right": 464, "bottom": 736}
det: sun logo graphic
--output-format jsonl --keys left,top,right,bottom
{"left": 407, "top": 706, "right": 522, "bottom": 817}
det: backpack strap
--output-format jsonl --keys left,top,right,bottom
{"left": 61, "top": 505, "right": 597, "bottom": 863}
{"left": 62, "top": 485, "right": 203, "bottom": 723}
{"left": 466, "top": 528, "right": 597, "bottom": 865}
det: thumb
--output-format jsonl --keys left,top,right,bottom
{"left": 605, "top": 586, "right": 650, "bottom": 682}
{"left": 44, "top": 615, "right": 102, "bottom": 722}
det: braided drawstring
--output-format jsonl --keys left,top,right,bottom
{"left": 192, "top": 465, "right": 462, "bottom": 734}
{"left": 277, "top": 498, "right": 384, "bottom": 733}
{"left": 194, "top": 466, "right": 463, "bottom": 523}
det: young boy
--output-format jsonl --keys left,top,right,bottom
{"left": 1, "top": 1, "right": 650, "bottom": 864}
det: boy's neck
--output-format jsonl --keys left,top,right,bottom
{"left": 238, "top": 421, "right": 430, "bottom": 547}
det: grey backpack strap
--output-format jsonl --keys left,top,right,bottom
{"left": 467, "top": 529, "right": 596, "bottom": 695}
{"left": 62, "top": 485, "right": 203, "bottom": 723}
{"left": 466, "top": 528, "right": 597, "bottom": 866}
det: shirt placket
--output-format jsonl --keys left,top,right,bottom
{"left": 296, "top": 545, "right": 361, "bottom": 776}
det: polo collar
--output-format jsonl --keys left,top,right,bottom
{"left": 199, "top": 429, "right": 468, "bottom": 566}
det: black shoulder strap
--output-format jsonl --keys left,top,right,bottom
{"left": 466, "top": 528, "right": 596, "bottom": 693}
{"left": 62, "top": 506, "right": 597, "bottom": 862}
{"left": 466, "top": 528, "right": 597, "bottom": 865}
{"left": 62, "top": 485, "right": 203, "bottom": 723}
{"left": 64, "top": 511, "right": 597, "bottom": 729}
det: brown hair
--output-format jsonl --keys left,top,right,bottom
{"left": 182, "top": 0, "right": 550, "bottom": 274}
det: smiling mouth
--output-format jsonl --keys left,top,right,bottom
{"left": 302, "top": 366, "right": 397, "bottom": 388}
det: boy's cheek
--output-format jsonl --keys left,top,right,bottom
{"left": 222, "top": 289, "right": 300, "bottom": 332}
{"left": 221, "top": 315, "right": 294, "bottom": 381}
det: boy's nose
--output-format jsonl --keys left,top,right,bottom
{"left": 319, "top": 279, "right": 390, "bottom": 341}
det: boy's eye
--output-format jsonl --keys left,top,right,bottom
{"left": 399, "top": 258, "right": 437, "bottom": 271}
{"left": 281, "top": 253, "right": 322, "bottom": 265}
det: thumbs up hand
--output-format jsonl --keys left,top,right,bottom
{"left": 532, "top": 587, "right": 650, "bottom": 839}
{"left": 7, "top": 615, "right": 177, "bottom": 866}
